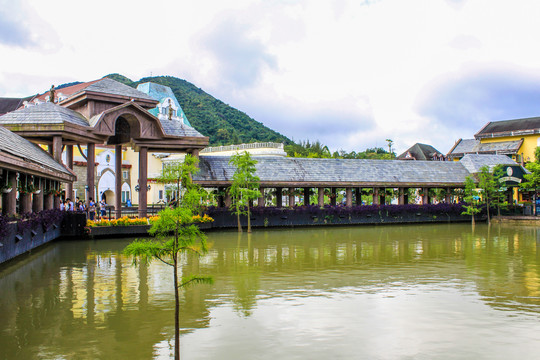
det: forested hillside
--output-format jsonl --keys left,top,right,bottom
{"left": 106, "top": 74, "right": 291, "bottom": 146}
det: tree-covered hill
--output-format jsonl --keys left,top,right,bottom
{"left": 105, "top": 74, "right": 292, "bottom": 146}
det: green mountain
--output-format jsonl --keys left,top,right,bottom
{"left": 106, "top": 74, "right": 292, "bottom": 146}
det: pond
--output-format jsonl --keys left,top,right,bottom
{"left": 1, "top": 223, "right": 539, "bottom": 359}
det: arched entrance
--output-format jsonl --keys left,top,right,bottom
{"left": 102, "top": 190, "right": 114, "bottom": 205}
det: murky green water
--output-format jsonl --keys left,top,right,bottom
{"left": 1, "top": 223, "right": 540, "bottom": 359}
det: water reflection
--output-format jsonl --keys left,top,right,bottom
{"left": 0, "top": 223, "right": 539, "bottom": 359}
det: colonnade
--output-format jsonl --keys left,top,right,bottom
{"left": 1, "top": 169, "right": 63, "bottom": 215}
{"left": 213, "top": 186, "right": 458, "bottom": 208}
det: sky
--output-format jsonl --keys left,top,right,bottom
{"left": 2, "top": 0, "right": 540, "bottom": 155}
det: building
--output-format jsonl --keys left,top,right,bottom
{"left": 0, "top": 77, "right": 208, "bottom": 218}
{"left": 397, "top": 143, "right": 445, "bottom": 161}
{"left": 447, "top": 116, "right": 540, "bottom": 163}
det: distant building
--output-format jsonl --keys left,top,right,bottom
{"left": 448, "top": 116, "right": 540, "bottom": 164}
{"left": 397, "top": 143, "right": 445, "bottom": 161}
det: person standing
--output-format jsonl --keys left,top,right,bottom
{"left": 88, "top": 198, "right": 96, "bottom": 220}
{"left": 100, "top": 199, "right": 107, "bottom": 219}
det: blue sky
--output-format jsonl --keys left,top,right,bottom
{"left": 2, "top": 0, "right": 540, "bottom": 154}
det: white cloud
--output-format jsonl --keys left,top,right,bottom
{"left": 2, "top": 0, "right": 540, "bottom": 154}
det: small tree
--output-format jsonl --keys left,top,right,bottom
{"left": 229, "top": 151, "right": 261, "bottom": 233}
{"left": 462, "top": 175, "right": 481, "bottom": 226}
{"left": 491, "top": 165, "right": 509, "bottom": 216}
{"left": 124, "top": 155, "right": 212, "bottom": 360}
{"left": 477, "top": 165, "right": 499, "bottom": 224}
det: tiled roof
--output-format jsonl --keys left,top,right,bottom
{"left": 160, "top": 118, "right": 205, "bottom": 138}
{"left": 476, "top": 141, "right": 522, "bottom": 153}
{"left": 0, "top": 97, "right": 31, "bottom": 115}
{"left": 448, "top": 139, "right": 480, "bottom": 155}
{"left": 397, "top": 143, "right": 443, "bottom": 160}
{"left": 448, "top": 139, "right": 521, "bottom": 157}
{"left": 0, "top": 125, "right": 73, "bottom": 175}
{"left": 33, "top": 78, "right": 155, "bottom": 103}
{"left": 0, "top": 102, "right": 90, "bottom": 127}
{"left": 459, "top": 154, "right": 517, "bottom": 173}
{"left": 195, "top": 156, "right": 472, "bottom": 185}
{"left": 79, "top": 78, "right": 155, "bottom": 101}
{"left": 476, "top": 117, "right": 540, "bottom": 137}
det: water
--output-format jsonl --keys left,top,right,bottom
{"left": 1, "top": 223, "right": 540, "bottom": 359}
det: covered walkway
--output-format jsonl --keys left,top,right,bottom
{"left": 194, "top": 154, "right": 521, "bottom": 207}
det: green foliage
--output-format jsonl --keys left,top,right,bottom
{"left": 462, "top": 175, "right": 481, "bottom": 224}
{"left": 477, "top": 165, "right": 499, "bottom": 223}
{"left": 106, "top": 74, "right": 291, "bottom": 146}
{"left": 285, "top": 140, "right": 396, "bottom": 160}
{"left": 522, "top": 162, "right": 540, "bottom": 190}
{"left": 229, "top": 151, "right": 261, "bottom": 232}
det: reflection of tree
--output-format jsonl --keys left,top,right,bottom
{"left": 1, "top": 224, "right": 540, "bottom": 358}
{"left": 231, "top": 233, "right": 260, "bottom": 317}
{"left": 459, "top": 225, "right": 540, "bottom": 311}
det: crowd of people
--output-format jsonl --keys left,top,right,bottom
{"left": 59, "top": 197, "right": 108, "bottom": 220}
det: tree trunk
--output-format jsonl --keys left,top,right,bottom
{"left": 173, "top": 253, "right": 180, "bottom": 360}
{"left": 236, "top": 203, "right": 242, "bottom": 233}
{"left": 471, "top": 214, "right": 475, "bottom": 226}
{"left": 486, "top": 200, "right": 491, "bottom": 225}
{"left": 247, "top": 201, "right": 252, "bottom": 233}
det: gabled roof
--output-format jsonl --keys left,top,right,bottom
{"left": 80, "top": 78, "right": 155, "bottom": 101}
{"left": 447, "top": 138, "right": 522, "bottom": 158}
{"left": 0, "top": 96, "right": 34, "bottom": 115}
{"left": 475, "top": 116, "right": 540, "bottom": 139}
{"left": 195, "top": 156, "right": 471, "bottom": 186}
{"left": 159, "top": 118, "right": 205, "bottom": 138}
{"left": 33, "top": 78, "right": 155, "bottom": 104}
{"left": 459, "top": 154, "right": 517, "bottom": 173}
{"left": 0, "top": 102, "right": 90, "bottom": 127}
{"left": 397, "top": 143, "right": 443, "bottom": 160}
{"left": 0, "top": 125, "right": 74, "bottom": 178}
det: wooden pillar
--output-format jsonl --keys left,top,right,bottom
{"left": 44, "top": 179, "right": 53, "bottom": 210}
{"left": 32, "top": 178, "right": 44, "bottom": 212}
{"left": 20, "top": 193, "right": 32, "bottom": 214}
{"left": 289, "top": 188, "right": 295, "bottom": 208}
{"left": 44, "top": 193, "right": 54, "bottom": 210}
{"left": 54, "top": 192, "right": 61, "bottom": 209}
{"left": 398, "top": 188, "right": 405, "bottom": 205}
{"left": 331, "top": 188, "right": 337, "bottom": 206}
{"left": 190, "top": 149, "right": 200, "bottom": 160}
{"left": 403, "top": 188, "right": 409, "bottom": 205}
{"left": 86, "top": 143, "right": 95, "bottom": 202}
{"left": 52, "top": 135, "right": 62, "bottom": 163}
{"left": 303, "top": 188, "right": 310, "bottom": 206}
{"left": 224, "top": 187, "right": 232, "bottom": 208}
{"left": 445, "top": 187, "right": 452, "bottom": 203}
{"left": 1, "top": 171, "right": 17, "bottom": 215}
{"left": 258, "top": 187, "right": 265, "bottom": 207}
{"left": 65, "top": 145, "right": 74, "bottom": 201}
{"left": 115, "top": 145, "right": 123, "bottom": 219}
{"left": 276, "top": 187, "right": 283, "bottom": 208}
{"left": 380, "top": 188, "right": 386, "bottom": 205}
{"left": 373, "top": 188, "right": 380, "bottom": 205}
{"left": 318, "top": 187, "right": 324, "bottom": 207}
{"left": 346, "top": 187, "right": 352, "bottom": 207}
{"left": 138, "top": 147, "right": 148, "bottom": 218}
{"left": 355, "top": 188, "right": 361, "bottom": 206}
{"left": 218, "top": 186, "right": 225, "bottom": 207}
{"left": 422, "top": 187, "right": 429, "bottom": 205}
